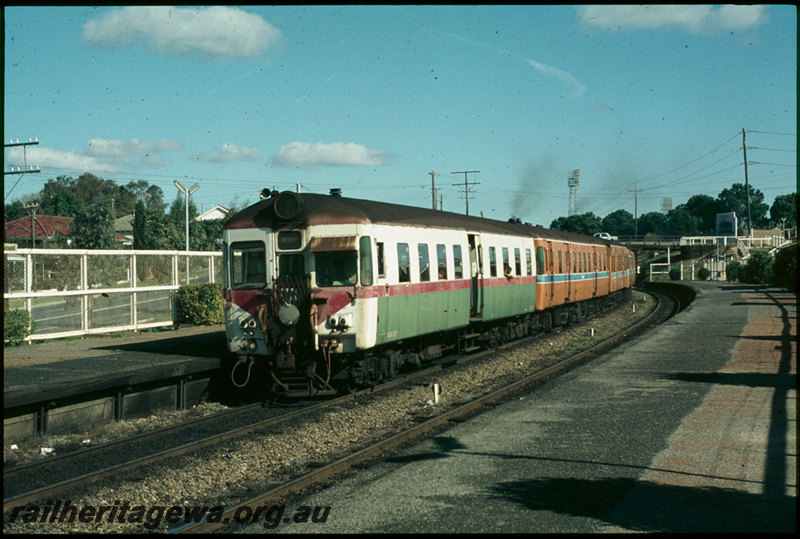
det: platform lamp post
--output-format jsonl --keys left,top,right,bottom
{"left": 174, "top": 181, "right": 199, "bottom": 285}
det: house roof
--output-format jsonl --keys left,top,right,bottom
{"left": 197, "top": 205, "right": 230, "bottom": 221}
{"left": 4, "top": 215, "right": 73, "bottom": 240}
{"left": 115, "top": 214, "right": 135, "bottom": 232}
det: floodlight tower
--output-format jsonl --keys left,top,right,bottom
{"left": 568, "top": 169, "right": 580, "bottom": 216}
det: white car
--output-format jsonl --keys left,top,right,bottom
{"left": 593, "top": 232, "right": 618, "bottom": 241}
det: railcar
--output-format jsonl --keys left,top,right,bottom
{"left": 221, "top": 190, "right": 635, "bottom": 396}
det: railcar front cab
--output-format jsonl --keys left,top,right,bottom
{"left": 222, "top": 191, "right": 374, "bottom": 392}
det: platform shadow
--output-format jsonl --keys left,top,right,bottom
{"left": 95, "top": 330, "right": 227, "bottom": 358}
{"left": 665, "top": 371, "right": 796, "bottom": 389}
{"left": 487, "top": 476, "right": 794, "bottom": 532}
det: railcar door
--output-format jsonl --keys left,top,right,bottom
{"left": 468, "top": 234, "right": 483, "bottom": 318}
{"left": 565, "top": 247, "right": 572, "bottom": 301}
{"left": 547, "top": 241, "right": 555, "bottom": 303}
{"left": 592, "top": 248, "right": 598, "bottom": 296}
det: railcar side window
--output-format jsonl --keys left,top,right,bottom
{"left": 502, "top": 247, "right": 510, "bottom": 276}
{"left": 418, "top": 244, "right": 430, "bottom": 282}
{"left": 436, "top": 244, "right": 447, "bottom": 280}
{"left": 315, "top": 251, "right": 357, "bottom": 287}
{"left": 515, "top": 248, "right": 522, "bottom": 276}
{"left": 489, "top": 247, "right": 497, "bottom": 277}
{"left": 526, "top": 249, "right": 532, "bottom": 275}
{"left": 230, "top": 241, "right": 266, "bottom": 289}
{"left": 453, "top": 245, "right": 463, "bottom": 279}
{"left": 377, "top": 242, "right": 386, "bottom": 279}
{"left": 536, "top": 247, "right": 544, "bottom": 275}
{"left": 360, "top": 236, "right": 373, "bottom": 286}
{"left": 397, "top": 243, "right": 410, "bottom": 283}
{"left": 558, "top": 251, "right": 563, "bottom": 273}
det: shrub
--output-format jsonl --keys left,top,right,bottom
{"left": 4, "top": 309, "right": 34, "bottom": 346}
{"left": 726, "top": 260, "right": 743, "bottom": 282}
{"left": 742, "top": 250, "right": 774, "bottom": 285}
{"left": 668, "top": 267, "right": 681, "bottom": 280}
{"left": 772, "top": 244, "right": 797, "bottom": 292}
{"left": 176, "top": 283, "right": 224, "bottom": 325}
{"left": 697, "top": 267, "right": 711, "bottom": 281}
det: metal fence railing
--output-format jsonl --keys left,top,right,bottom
{"left": 4, "top": 248, "right": 222, "bottom": 343}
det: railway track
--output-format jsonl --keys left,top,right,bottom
{"left": 174, "top": 289, "right": 671, "bottom": 533}
{"left": 3, "top": 288, "right": 672, "bottom": 533}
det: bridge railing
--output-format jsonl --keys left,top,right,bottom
{"left": 618, "top": 235, "right": 682, "bottom": 246}
{"left": 4, "top": 248, "right": 222, "bottom": 343}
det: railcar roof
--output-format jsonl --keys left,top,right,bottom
{"left": 225, "top": 192, "right": 616, "bottom": 247}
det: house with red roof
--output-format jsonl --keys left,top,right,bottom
{"left": 4, "top": 214, "right": 73, "bottom": 248}
{"left": 4, "top": 214, "right": 130, "bottom": 248}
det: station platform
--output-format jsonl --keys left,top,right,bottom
{"left": 269, "top": 282, "right": 796, "bottom": 533}
{"left": 3, "top": 325, "right": 226, "bottom": 439}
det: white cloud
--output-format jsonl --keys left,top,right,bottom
{"left": 4, "top": 138, "right": 184, "bottom": 173}
{"left": 578, "top": 5, "right": 768, "bottom": 34}
{"left": 5, "top": 146, "right": 118, "bottom": 173}
{"left": 272, "top": 142, "right": 388, "bottom": 169}
{"left": 82, "top": 6, "right": 283, "bottom": 60}
{"left": 196, "top": 143, "right": 262, "bottom": 163}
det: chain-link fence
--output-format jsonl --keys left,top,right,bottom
{"left": 4, "top": 248, "right": 222, "bottom": 342}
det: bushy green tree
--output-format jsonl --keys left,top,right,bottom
{"left": 717, "top": 183, "right": 769, "bottom": 230}
{"left": 602, "top": 209, "right": 635, "bottom": 237}
{"left": 638, "top": 212, "right": 669, "bottom": 236}
{"left": 770, "top": 193, "right": 797, "bottom": 228}
{"left": 682, "top": 194, "right": 720, "bottom": 234}
{"left": 666, "top": 207, "right": 700, "bottom": 236}
{"left": 71, "top": 196, "right": 116, "bottom": 249}
{"left": 550, "top": 212, "right": 603, "bottom": 235}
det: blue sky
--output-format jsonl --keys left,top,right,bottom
{"left": 4, "top": 5, "right": 797, "bottom": 226}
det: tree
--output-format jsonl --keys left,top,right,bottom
{"left": 716, "top": 183, "right": 769, "bottom": 231}
{"left": 71, "top": 196, "right": 116, "bottom": 249}
{"left": 4, "top": 200, "right": 26, "bottom": 221}
{"left": 770, "top": 193, "right": 797, "bottom": 228}
{"left": 602, "top": 209, "right": 635, "bottom": 237}
{"left": 638, "top": 212, "right": 668, "bottom": 236}
{"left": 666, "top": 207, "right": 700, "bottom": 236}
{"left": 682, "top": 194, "right": 719, "bottom": 234}
{"left": 123, "top": 180, "right": 167, "bottom": 213}
{"left": 549, "top": 212, "right": 603, "bottom": 235}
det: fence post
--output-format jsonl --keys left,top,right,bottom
{"left": 131, "top": 252, "right": 138, "bottom": 330}
{"left": 82, "top": 252, "right": 89, "bottom": 332}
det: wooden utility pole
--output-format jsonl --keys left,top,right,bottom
{"left": 428, "top": 171, "right": 438, "bottom": 210}
{"left": 742, "top": 128, "right": 752, "bottom": 237}
{"left": 628, "top": 182, "right": 641, "bottom": 238}
{"left": 451, "top": 170, "right": 480, "bottom": 215}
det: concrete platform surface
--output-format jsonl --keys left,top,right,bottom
{"left": 255, "top": 283, "right": 795, "bottom": 533}
{"left": 4, "top": 325, "right": 226, "bottom": 409}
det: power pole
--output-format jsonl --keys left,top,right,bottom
{"left": 628, "top": 182, "right": 641, "bottom": 238}
{"left": 742, "top": 128, "right": 753, "bottom": 237}
{"left": 4, "top": 138, "right": 41, "bottom": 201}
{"left": 451, "top": 170, "right": 480, "bottom": 215}
{"left": 24, "top": 202, "right": 39, "bottom": 248}
{"left": 428, "top": 171, "right": 438, "bottom": 210}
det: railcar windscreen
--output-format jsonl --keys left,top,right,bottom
{"left": 230, "top": 241, "right": 267, "bottom": 289}
{"left": 316, "top": 251, "right": 358, "bottom": 287}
